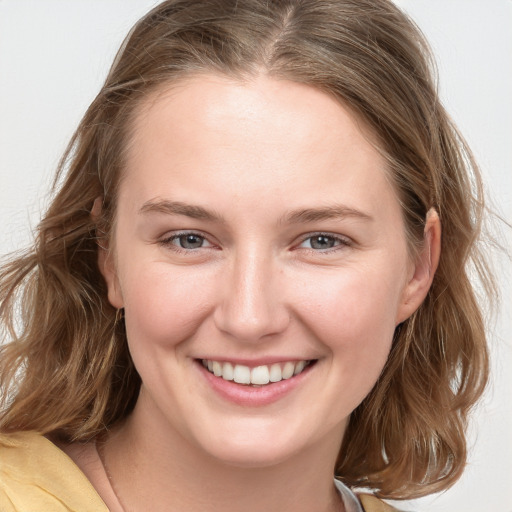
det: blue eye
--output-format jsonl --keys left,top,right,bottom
{"left": 299, "top": 234, "right": 347, "bottom": 250}
{"left": 161, "top": 232, "right": 212, "bottom": 250}
{"left": 176, "top": 234, "right": 205, "bottom": 249}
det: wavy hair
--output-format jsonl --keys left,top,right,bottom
{"left": 0, "top": 0, "right": 493, "bottom": 499}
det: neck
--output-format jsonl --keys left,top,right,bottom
{"left": 104, "top": 394, "right": 345, "bottom": 512}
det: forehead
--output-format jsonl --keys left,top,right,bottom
{"left": 129, "top": 73, "right": 382, "bottom": 161}
{"left": 120, "top": 74, "right": 400, "bottom": 225}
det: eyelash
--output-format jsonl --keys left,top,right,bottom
{"left": 158, "top": 231, "right": 351, "bottom": 255}
{"left": 296, "top": 232, "right": 352, "bottom": 253}
{"left": 159, "top": 231, "right": 214, "bottom": 254}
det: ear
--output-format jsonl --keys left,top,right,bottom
{"left": 396, "top": 208, "right": 441, "bottom": 324}
{"left": 92, "top": 197, "right": 125, "bottom": 309}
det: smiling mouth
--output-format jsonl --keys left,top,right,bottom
{"left": 200, "top": 359, "right": 315, "bottom": 386}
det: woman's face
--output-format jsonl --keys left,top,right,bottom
{"left": 102, "top": 74, "right": 431, "bottom": 467}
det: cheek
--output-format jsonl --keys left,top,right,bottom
{"left": 119, "top": 261, "right": 216, "bottom": 350}
{"left": 291, "top": 266, "right": 401, "bottom": 378}
{"left": 295, "top": 265, "right": 400, "bottom": 335}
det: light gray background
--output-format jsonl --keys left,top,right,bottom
{"left": 0, "top": 1, "right": 510, "bottom": 510}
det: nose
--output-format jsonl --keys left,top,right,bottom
{"left": 213, "top": 248, "right": 290, "bottom": 343}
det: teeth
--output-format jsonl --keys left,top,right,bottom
{"left": 202, "top": 359, "right": 311, "bottom": 385}
{"left": 294, "top": 360, "right": 306, "bottom": 375}
{"left": 251, "top": 365, "right": 270, "bottom": 385}
{"left": 212, "top": 361, "right": 222, "bottom": 377}
{"left": 222, "top": 362, "right": 234, "bottom": 381}
{"left": 233, "top": 365, "right": 251, "bottom": 384}
{"left": 282, "top": 361, "right": 295, "bottom": 379}
{"left": 269, "top": 363, "right": 282, "bottom": 382}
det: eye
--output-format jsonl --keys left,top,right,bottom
{"left": 298, "top": 233, "right": 349, "bottom": 251}
{"left": 176, "top": 233, "right": 207, "bottom": 249}
{"left": 160, "top": 232, "right": 213, "bottom": 250}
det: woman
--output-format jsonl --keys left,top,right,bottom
{"left": 0, "top": 1, "right": 494, "bottom": 511}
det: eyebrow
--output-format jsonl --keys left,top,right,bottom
{"left": 282, "top": 205, "right": 373, "bottom": 224}
{"left": 139, "top": 199, "right": 373, "bottom": 225}
{"left": 139, "top": 200, "right": 225, "bottom": 223}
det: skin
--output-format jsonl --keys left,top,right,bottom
{"left": 77, "top": 74, "right": 440, "bottom": 512}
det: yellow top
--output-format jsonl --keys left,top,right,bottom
{"left": 0, "top": 431, "right": 397, "bottom": 512}
{"left": 0, "top": 431, "right": 108, "bottom": 512}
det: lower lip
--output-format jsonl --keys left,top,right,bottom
{"left": 196, "top": 361, "right": 315, "bottom": 407}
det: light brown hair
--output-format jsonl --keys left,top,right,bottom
{"left": 0, "top": 0, "right": 493, "bottom": 499}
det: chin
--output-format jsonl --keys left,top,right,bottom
{"left": 204, "top": 441, "right": 299, "bottom": 469}
{"left": 188, "top": 419, "right": 321, "bottom": 470}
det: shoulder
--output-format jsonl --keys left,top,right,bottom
{"left": 0, "top": 430, "right": 108, "bottom": 512}
{"left": 358, "top": 494, "right": 402, "bottom": 512}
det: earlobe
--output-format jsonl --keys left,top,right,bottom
{"left": 92, "top": 197, "right": 125, "bottom": 309}
{"left": 396, "top": 208, "right": 441, "bottom": 324}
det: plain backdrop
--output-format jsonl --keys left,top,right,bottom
{"left": 0, "top": 1, "right": 510, "bottom": 510}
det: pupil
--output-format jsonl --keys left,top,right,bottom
{"left": 180, "top": 234, "right": 203, "bottom": 249}
{"left": 311, "top": 235, "right": 334, "bottom": 249}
